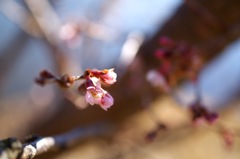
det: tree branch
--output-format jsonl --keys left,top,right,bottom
{"left": 0, "top": 124, "right": 110, "bottom": 159}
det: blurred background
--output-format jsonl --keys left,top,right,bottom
{"left": 0, "top": 0, "right": 240, "bottom": 158}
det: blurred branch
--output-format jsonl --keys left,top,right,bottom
{"left": 140, "top": 0, "right": 240, "bottom": 63}
{"left": 0, "top": 0, "right": 42, "bottom": 38}
{"left": 24, "top": 0, "right": 82, "bottom": 75}
{"left": 24, "top": 0, "right": 87, "bottom": 109}
{"left": 184, "top": 0, "right": 225, "bottom": 30}
{"left": 0, "top": 124, "right": 110, "bottom": 159}
{"left": 0, "top": 31, "right": 29, "bottom": 87}
{"left": 24, "top": 0, "right": 61, "bottom": 46}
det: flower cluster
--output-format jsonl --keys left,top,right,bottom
{"left": 147, "top": 37, "right": 203, "bottom": 92}
{"left": 83, "top": 69, "right": 117, "bottom": 111}
{"left": 36, "top": 68, "right": 117, "bottom": 111}
{"left": 146, "top": 37, "right": 219, "bottom": 126}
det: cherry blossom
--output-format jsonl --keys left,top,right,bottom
{"left": 99, "top": 92, "right": 114, "bottom": 111}
{"left": 85, "top": 76, "right": 114, "bottom": 111}
{"left": 36, "top": 68, "right": 116, "bottom": 111}
{"left": 88, "top": 68, "right": 117, "bottom": 85}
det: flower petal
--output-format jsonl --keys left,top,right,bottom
{"left": 85, "top": 91, "right": 95, "bottom": 105}
{"left": 100, "top": 93, "right": 114, "bottom": 111}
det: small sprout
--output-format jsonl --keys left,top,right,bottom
{"left": 59, "top": 74, "right": 77, "bottom": 88}
{"left": 35, "top": 70, "right": 81, "bottom": 87}
{"left": 35, "top": 70, "right": 56, "bottom": 86}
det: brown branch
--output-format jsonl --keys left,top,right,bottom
{"left": 0, "top": 124, "right": 110, "bottom": 159}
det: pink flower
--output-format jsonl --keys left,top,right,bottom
{"left": 100, "top": 69, "right": 117, "bottom": 85}
{"left": 88, "top": 68, "right": 117, "bottom": 85}
{"left": 100, "top": 92, "right": 114, "bottom": 111}
{"left": 85, "top": 90, "right": 101, "bottom": 106}
{"left": 84, "top": 76, "right": 114, "bottom": 111}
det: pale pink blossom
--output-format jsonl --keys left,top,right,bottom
{"left": 85, "top": 90, "right": 101, "bottom": 105}
{"left": 99, "top": 92, "right": 114, "bottom": 111}
{"left": 99, "top": 69, "right": 117, "bottom": 85}
{"left": 85, "top": 77, "right": 102, "bottom": 105}
{"left": 84, "top": 76, "right": 114, "bottom": 110}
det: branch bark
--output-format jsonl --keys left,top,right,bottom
{"left": 0, "top": 124, "right": 109, "bottom": 159}
{"left": 140, "top": 0, "right": 240, "bottom": 63}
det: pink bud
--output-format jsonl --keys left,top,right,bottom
{"left": 85, "top": 90, "right": 101, "bottom": 105}
{"left": 100, "top": 93, "right": 114, "bottom": 111}
{"left": 88, "top": 68, "right": 117, "bottom": 85}
{"left": 84, "top": 76, "right": 114, "bottom": 111}
{"left": 101, "top": 69, "right": 117, "bottom": 85}
{"left": 154, "top": 49, "right": 166, "bottom": 59}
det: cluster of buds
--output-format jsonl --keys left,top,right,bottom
{"left": 147, "top": 37, "right": 203, "bottom": 92}
{"left": 83, "top": 69, "right": 117, "bottom": 110}
{"left": 36, "top": 68, "right": 117, "bottom": 111}
{"left": 146, "top": 37, "right": 219, "bottom": 125}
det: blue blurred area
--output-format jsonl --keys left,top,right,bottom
{"left": 200, "top": 40, "right": 240, "bottom": 108}
{"left": 0, "top": 14, "right": 20, "bottom": 55}
{"left": 178, "top": 40, "right": 240, "bottom": 109}
{"left": 52, "top": 0, "right": 182, "bottom": 36}
{"left": 1, "top": 39, "right": 54, "bottom": 97}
